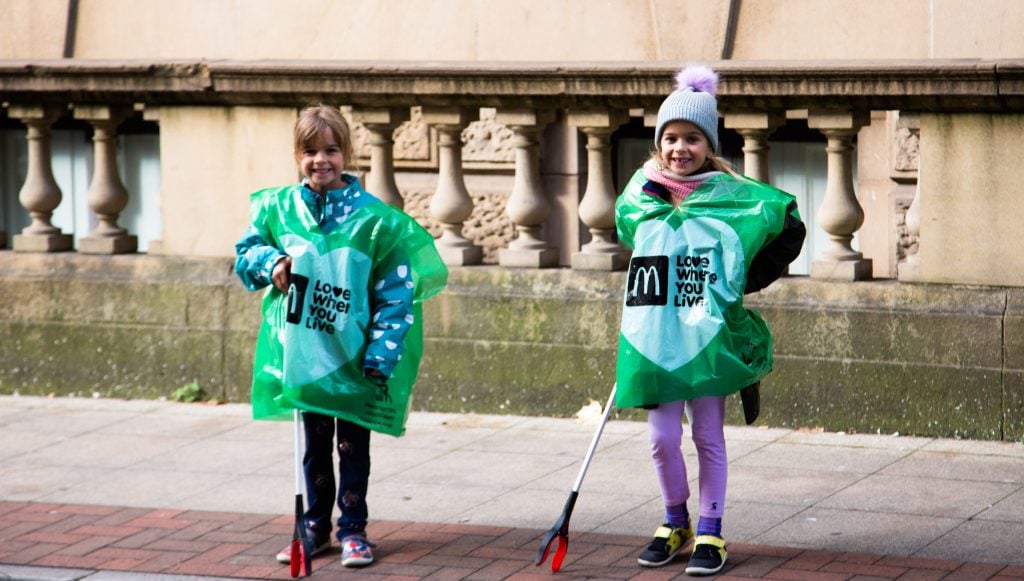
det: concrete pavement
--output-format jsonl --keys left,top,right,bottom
{"left": 1, "top": 394, "right": 1023, "bottom": 579}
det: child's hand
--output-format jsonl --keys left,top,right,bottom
{"left": 271, "top": 256, "right": 292, "bottom": 293}
{"left": 365, "top": 367, "right": 387, "bottom": 385}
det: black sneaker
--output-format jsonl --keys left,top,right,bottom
{"left": 685, "top": 535, "right": 727, "bottom": 576}
{"left": 637, "top": 522, "right": 693, "bottom": 567}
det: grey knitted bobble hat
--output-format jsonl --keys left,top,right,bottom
{"left": 654, "top": 65, "right": 720, "bottom": 153}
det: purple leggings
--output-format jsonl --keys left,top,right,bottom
{"left": 647, "top": 396, "right": 726, "bottom": 518}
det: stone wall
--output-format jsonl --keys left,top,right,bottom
{"left": 1, "top": 252, "right": 1020, "bottom": 441}
{"left": 6, "top": 0, "right": 1024, "bottom": 61}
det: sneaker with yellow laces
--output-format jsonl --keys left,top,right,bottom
{"left": 637, "top": 521, "right": 694, "bottom": 567}
{"left": 685, "top": 534, "right": 727, "bottom": 575}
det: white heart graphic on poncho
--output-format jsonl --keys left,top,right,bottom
{"left": 278, "top": 235, "right": 372, "bottom": 387}
{"left": 620, "top": 216, "right": 745, "bottom": 371}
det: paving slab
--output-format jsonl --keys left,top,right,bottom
{"left": 2, "top": 394, "right": 1024, "bottom": 581}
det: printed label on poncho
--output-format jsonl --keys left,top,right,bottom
{"left": 621, "top": 217, "right": 744, "bottom": 372}
{"left": 279, "top": 243, "right": 371, "bottom": 389}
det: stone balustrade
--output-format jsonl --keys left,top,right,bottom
{"left": 3, "top": 60, "right": 1024, "bottom": 437}
{"left": 2, "top": 60, "right": 1023, "bottom": 284}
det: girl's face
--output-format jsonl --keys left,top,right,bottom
{"left": 658, "top": 120, "right": 711, "bottom": 176}
{"left": 298, "top": 128, "right": 346, "bottom": 194}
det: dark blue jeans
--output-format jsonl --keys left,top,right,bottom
{"left": 301, "top": 412, "right": 370, "bottom": 542}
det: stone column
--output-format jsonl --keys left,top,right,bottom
{"left": 10, "top": 105, "right": 73, "bottom": 252}
{"left": 568, "top": 110, "right": 630, "bottom": 271}
{"left": 808, "top": 110, "right": 872, "bottom": 281}
{"left": 75, "top": 105, "right": 138, "bottom": 254}
{"left": 495, "top": 109, "right": 558, "bottom": 268}
{"left": 723, "top": 111, "right": 785, "bottom": 183}
{"left": 421, "top": 107, "right": 482, "bottom": 266}
{"left": 351, "top": 107, "right": 409, "bottom": 209}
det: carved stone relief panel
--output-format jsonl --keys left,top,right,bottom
{"left": 890, "top": 111, "right": 920, "bottom": 182}
{"left": 894, "top": 127, "right": 919, "bottom": 173}
{"left": 403, "top": 188, "right": 514, "bottom": 264}
{"left": 393, "top": 107, "right": 432, "bottom": 162}
{"left": 344, "top": 106, "right": 515, "bottom": 170}
{"left": 345, "top": 109, "right": 369, "bottom": 158}
{"left": 343, "top": 106, "right": 435, "bottom": 168}
{"left": 461, "top": 108, "right": 515, "bottom": 165}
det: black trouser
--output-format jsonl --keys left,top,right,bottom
{"left": 301, "top": 412, "right": 371, "bottom": 542}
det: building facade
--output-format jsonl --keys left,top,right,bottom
{"left": 2, "top": 0, "right": 1023, "bottom": 439}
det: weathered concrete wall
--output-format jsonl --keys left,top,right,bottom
{"left": 421, "top": 268, "right": 1019, "bottom": 441}
{"left": 18, "top": 0, "right": 731, "bottom": 62}
{"left": 756, "top": 278, "right": 1013, "bottom": 440}
{"left": 7, "top": 0, "right": 1024, "bottom": 62}
{"left": 917, "top": 113, "right": 1024, "bottom": 286}
{"left": 1004, "top": 291, "right": 1024, "bottom": 443}
{"left": 0, "top": 0, "right": 69, "bottom": 59}
{"left": 0, "top": 252, "right": 1019, "bottom": 441}
{"left": 150, "top": 106, "right": 298, "bottom": 257}
{"left": 0, "top": 254, "right": 249, "bottom": 400}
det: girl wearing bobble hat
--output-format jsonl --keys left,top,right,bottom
{"left": 614, "top": 65, "right": 806, "bottom": 575}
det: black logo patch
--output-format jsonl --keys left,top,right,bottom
{"left": 285, "top": 273, "right": 310, "bottom": 324}
{"left": 626, "top": 256, "right": 669, "bottom": 306}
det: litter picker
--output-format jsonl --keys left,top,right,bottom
{"left": 534, "top": 383, "right": 617, "bottom": 573}
{"left": 289, "top": 409, "right": 314, "bottom": 577}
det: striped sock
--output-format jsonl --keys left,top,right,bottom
{"left": 696, "top": 516, "right": 722, "bottom": 537}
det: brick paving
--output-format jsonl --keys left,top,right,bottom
{"left": 2, "top": 501, "right": 1022, "bottom": 580}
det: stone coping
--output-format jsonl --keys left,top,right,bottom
{"left": 1, "top": 58, "right": 1022, "bottom": 111}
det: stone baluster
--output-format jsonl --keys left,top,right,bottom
{"left": 351, "top": 107, "right": 410, "bottom": 209}
{"left": 421, "top": 107, "right": 482, "bottom": 266}
{"left": 724, "top": 112, "right": 785, "bottom": 183}
{"left": 568, "top": 110, "right": 630, "bottom": 271}
{"left": 10, "top": 105, "right": 73, "bottom": 252}
{"left": 896, "top": 113, "right": 922, "bottom": 282}
{"left": 495, "top": 109, "right": 558, "bottom": 267}
{"left": 808, "top": 110, "right": 872, "bottom": 280}
{"left": 75, "top": 105, "right": 138, "bottom": 254}
{"left": 899, "top": 176, "right": 923, "bottom": 281}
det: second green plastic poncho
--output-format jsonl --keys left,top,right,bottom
{"left": 615, "top": 170, "right": 799, "bottom": 409}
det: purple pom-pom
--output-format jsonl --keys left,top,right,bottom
{"left": 675, "top": 65, "right": 718, "bottom": 96}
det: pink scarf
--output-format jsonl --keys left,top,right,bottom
{"left": 642, "top": 159, "right": 720, "bottom": 202}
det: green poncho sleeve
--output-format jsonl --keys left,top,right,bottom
{"left": 248, "top": 186, "right": 447, "bottom": 436}
{"left": 614, "top": 170, "right": 801, "bottom": 408}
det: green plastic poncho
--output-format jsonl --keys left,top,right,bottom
{"left": 248, "top": 186, "right": 447, "bottom": 436}
{"left": 615, "top": 169, "right": 800, "bottom": 409}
